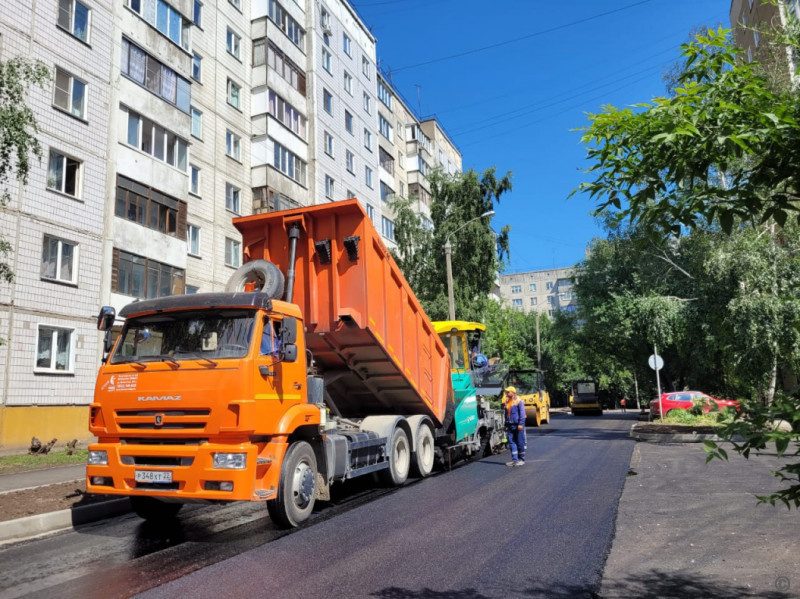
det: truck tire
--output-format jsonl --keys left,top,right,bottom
{"left": 378, "top": 427, "right": 410, "bottom": 486}
{"left": 130, "top": 496, "right": 182, "bottom": 522}
{"left": 542, "top": 406, "right": 550, "bottom": 424}
{"left": 267, "top": 440, "right": 317, "bottom": 528}
{"left": 224, "top": 259, "right": 285, "bottom": 299}
{"left": 531, "top": 409, "right": 541, "bottom": 427}
{"left": 410, "top": 423, "right": 434, "bottom": 478}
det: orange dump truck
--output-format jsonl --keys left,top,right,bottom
{"left": 87, "top": 199, "right": 495, "bottom": 527}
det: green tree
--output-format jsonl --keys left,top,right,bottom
{"left": 575, "top": 27, "right": 800, "bottom": 236}
{"left": 0, "top": 57, "right": 50, "bottom": 285}
{"left": 390, "top": 167, "right": 512, "bottom": 321}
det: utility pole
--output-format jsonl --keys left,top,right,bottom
{"left": 536, "top": 310, "right": 541, "bottom": 370}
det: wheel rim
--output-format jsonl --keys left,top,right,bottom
{"left": 291, "top": 459, "right": 315, "bottom": 510}
{"left": 418, "top": 430, "right": 434, "bottom": 473}
{"left": 394, "top": 435, "right": 410, "bottom": 478}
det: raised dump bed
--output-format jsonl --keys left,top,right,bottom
{"left": 233, "top": 199, "right": 452, "bottom": 426}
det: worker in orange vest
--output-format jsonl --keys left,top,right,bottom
{"left": 504, "top": 386, "right": 526, "bottom": 466}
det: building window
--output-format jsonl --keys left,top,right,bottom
{"left": 398, "top": 151, "right": 404, "bottom": 168}
{"left": 322, "top": 48, "right": 332, "bottom": 73}
{"left": 190, "top": 165, "right": 200, "bottom": 195}
{"left": 191, "top": 107, "right": 202, "bottom": 138}
{"left": 323, "top": 88, "right": 332, "bottom": 114}
{"left": 512, "top": 299, "right": 522, "bottom": 309}
{"left": 362, "top": 55, "right": 370, "bottom": 79}
{"left": 226, "top": 130, "right": 241, "bottom": 161}
{"left": 229, "top": 0, "right": 241, "bottom": 10}
{"left": 226, "top": 182, "right": 241, "bottom": 213}
{"left": 381, "top": 216, "right": 395, "bottom": 241}
{"left": 346, "top": 150, "right": 354, "bottom": 173}
{"left": 193, "top": 0, "right": 202, "bottom": 27}
{"left": 127, "top": 0, "right": 190, "bottom": 50}
{"left": 121, "top": 38, "right": 191, "bottom": 112}
{"left": 272, "top": 139, "right": 307, "bottom": 184}
{"left": 227, "top": 28, "right": 241, "bottom": 59}
{"left": 192, "top": 52, "right": 202, "bottom": 81}
{"left": 380, "top": 181, "right": 394, "bottom": 202}
{"left": 53, "top": 67, "right": 86, "bottom": 119}
{"left": 225, "top": 237, "right": 241, "bottom": 267}
{"left": 268, "top": 91, "right": 307, "bottom": 139}
{"left": 320, "top": 7, "right": 330, "bottom": 28}
{"left": 366, "top": 203, "right": 374, "bottom": 221}
{"left": 377, "top": 81, "right": 392, "bottom": 108}
{"left": 511, "top": 285, "right": 522, "bottom": 294}
{"left": 41, "top": 235, "right": 77, "bottom": 284}
{"left": 268, "top": 0, "right": 306, "bottom": 48}
{"left": 36, "top": 325, "right": 74, "bottom": 373}
{"left": 345, "top": 110, "right": 353, "bottom": 133}
{"left": 365, "top": 166, "right": 373, "bottom": 188}
{"left": 57, "top": 0, "right": 91, "bottom": 43}
{"left": 399, "top": 181, "right": 405, "bottom": 197}
{"left": 530, "top": 297, "right": 538, "bottom": 306}
{"left": 324, "top": 131, "right": 334, "bottom": 157}
{"left": 364, "top": 129, "right": 372, "bottom": 151}
{"left": 115, "top": 175, "right": 185, "bottom": 236}
{"left": 343, "top": 33, "right": 351, "bottom": 56}
{"left": 325, "top": 175, "right": 334, "bottom": 199}
{"left": 227, "top": 78, "right": 241, "bottom": 109}
{"left": 343, "top": 71, "right": 352, "bottom": 94}
{"left": 378, "top": 115, "right": 393, "bottom": 141}
{"left": 363, "top": 92, "right": 371, "bottom": 114}
{"left": 126, "top": 108, "right": 188, "bottom": 171}
{"left": 186, "top": 285, "right": 199, "bottom": 294}
{"left": 546, "top": 281, "right": 554, "bottom": 290}
{"left": 529, "top": 283, "right": 537, "bottom": 292}
{"left": 187, "top": 224, "right": 200, "bottom": 255}
{"left": 115, "top": 249, "right": 185, "bottom": 298}
{"left": 263, "top": 40, "right": 307, "bottom": 95}
{"left": 47, "top": 149, "right": 81, "bottom": 198}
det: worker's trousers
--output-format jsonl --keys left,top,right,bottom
{"left": 507, "top": 426, "right": 526, "bottom": 462}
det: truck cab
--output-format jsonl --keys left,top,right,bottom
{"left": 570, "top": 380, "right": 603, "bottom": 416}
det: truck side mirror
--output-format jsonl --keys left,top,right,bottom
{"left": 281, "top": 343, "right": 298, "bottom": 363}
{"left": 281, "top": 317, "right": 298, "bottom": 344}
{"left": 97, "top": 306, "right": 116, "bottom": 331}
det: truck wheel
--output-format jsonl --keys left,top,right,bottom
{"left": 225, "top": 259, "right": 285, "bottom": 299}
{"left": 267, "top": 441, "right": 317, "bottom": 528}
{"left": 531, "top": 409, "right": 541, "bottom": 427}
{"left": 542, "top": 406, "right": 550, "bottom": 424}
{"left": 130, "top": 496, "right": 182, "bottom": 522}
{"left": 411, "top": 424, "right": 434, "bottom": 478}
{"left": 378, "top": 427, "right": 410, "bottom": 486}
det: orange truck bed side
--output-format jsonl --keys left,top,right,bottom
{"left": 233, "top": 199, "right": 451, "bottom": 426}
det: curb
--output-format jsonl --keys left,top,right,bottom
{"left": 0, "top": 498, "right": 131, "bottom": 545}
{"left": 630, "top": 430, "right": 724, "bottom": 443}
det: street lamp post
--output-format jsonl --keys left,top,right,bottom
{"left": 443, "top": 210, "right": 495, "bottom": 321}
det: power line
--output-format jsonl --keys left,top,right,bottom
{"left": 391, "top": 0, "right": 656, "bottom": 73}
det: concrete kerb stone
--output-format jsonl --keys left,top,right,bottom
{"left": 0, "top": 499, "right": 131, "bottom": 546}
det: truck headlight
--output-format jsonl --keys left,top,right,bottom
{"left": 212, "top": 453, "right": 247, "bottom": 470}
{"left": 88, "top": 450, "right": 108, "bottom": 465}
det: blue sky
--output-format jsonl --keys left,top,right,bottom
{"left": 349, "top": 0, "right": 730, "bottom": 273}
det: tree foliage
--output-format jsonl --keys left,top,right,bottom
{"left": 389, "top": 167, "right": 512, "bottom": 322}
{"left": 0, "top": 57, "right": 50, "bottom": 284}
{"left": 574, "top": 27, "right": 800, "bottom": 236}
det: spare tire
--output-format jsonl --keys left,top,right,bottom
{"left": 225, "top": 260, "right": 285, "bottom": 299}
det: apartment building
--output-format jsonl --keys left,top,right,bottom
{"left": 730, "top": 0, "right": 799, "bottom": 81}
{"left": 499, "top": 267, "right": 578, "bottom": 317}
{"left": 0, "top": 0, "right": 458, "bottom": 449}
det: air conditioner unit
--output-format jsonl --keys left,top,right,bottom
{"left": 322, "top": 25, "right": 332, "bottom": 35}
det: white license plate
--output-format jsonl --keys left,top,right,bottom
{"left": 135, "top": 470, "right": 173, "bottom": 483}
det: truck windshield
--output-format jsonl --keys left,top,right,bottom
{"left": 110, "top": 309, "right": 255, "bottom": 363}
{"left": 576, "top": 382, "right": 596, "bottom": 395}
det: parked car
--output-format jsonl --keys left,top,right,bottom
{"left": 650, "top": 391, "right": 740, "bottom": 419}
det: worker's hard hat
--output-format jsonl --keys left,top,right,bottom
{"left": 505, "top": 386, "right": 516, "bottom": 394}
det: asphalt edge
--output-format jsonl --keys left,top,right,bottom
{"left": 0, "top": 498, "right": 131, "bottom": 546}
{"left": 629, "top": 423, "right": 745, "bottom": 444}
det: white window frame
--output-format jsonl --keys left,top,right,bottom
{"left": 41, "top": 235, "right": 78, "bottom": 284}
{"left": 227, "top": 78, "right": 241, "bottom": 109}
{"left": 322, "top": 48, "right": 332, "bottom": 73}
{"left": 226, "top": 130, "right": 241, "bottom": 161}
{"left": 226, "top": 182, "right": 241, "bottom": 214}
{"left": 364, "top": 128, "right": 372, "bottom": 151}
{"left": 47, "top": 149, "right": 82, "bottom": 198}
{"left": 225, "top": 237, "right": 241, "bottom": 268}
{"left": 53, "top": 66, "right": 87, "bottom": 120}
{"left": 346, "top": 150, "right": 354, "bottom": 173}
{"left": 381, "top": 216, "right": 395, "bottom": 241}
{"left": 323, "top": 88, "right": 332, "bottom": 114}
{"left": 191, "top": 106, "right": 202, "bottom": 139}
{"left": 226, "top": 27, "right": 241, "bottom": 59}
{"left": 343, "top": 33, "right": 351, "bottom": 56}
{"left": 324, "top": 131, "right": 334, "bottom": 157}
{"left": 229, "top": 0, "right": 241, "bottom": 10}
{"left": 187, "top": 224, "right": 200, "bottom": 255}
{"left": 363, "top": 92, "right": 371, "bottom": 114}
{"left": 325, "top": 175, "right": 334, "bottom": 199}
{"left": 365, "top": 165, "right": 373, "bottom": 188}
{"left": 362, "top": 55, "right": 370, "bottom": 79}
{"left": 35, "top": 325, "right": 75, "bottom": 374}
{"left": 192, "top": 52, "right": 202, "bottom": 82}
{"left": 57, "top": 0, "right": 91, "bottom": 43}
{"left": 190, "top": 164, "right": 200, "bottom": 196}
{"left": 193, "top": 0, "right": 203, "bottom": 27}
{"left": 343, "top": 71, "right": 352, "bottom": 95}
{"left": 345, "top": 110, "right": 353, "bottom": 134}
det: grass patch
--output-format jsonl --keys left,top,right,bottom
{"left": 0, "top": 449, "right": 88, "bottom": 475}
{"left": 663, "top": 409, "right": 734, "bottom": 427}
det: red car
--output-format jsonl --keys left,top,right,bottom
{"left": 650, "top": 391, "right": 740, "bottom": 419}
